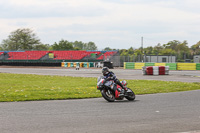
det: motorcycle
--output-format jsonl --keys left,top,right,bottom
{"left": 97, "top": 76, "right": 135, "bottom": 102}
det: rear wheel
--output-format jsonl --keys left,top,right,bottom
{"left": 101, "top": 89, "right": 115, "bottom": 102}
{"left": 125, "top": 88, "right": 135, "bottom": 101}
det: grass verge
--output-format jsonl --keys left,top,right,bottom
{"left": 0, "top": 73, "right": 200, "bottom": 102}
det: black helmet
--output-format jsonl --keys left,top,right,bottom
{"left": 102, "top": 67, "right": 109, "bottom": 76}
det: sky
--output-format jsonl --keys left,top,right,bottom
{"left": 0, "top": 0, "right": 200, "bottom": 50}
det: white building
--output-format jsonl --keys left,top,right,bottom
{"left": 145, "top": 55, "right": 176, "bottom": 63}
{"left": 194, "top": 55, "right": 200, "bottom": 63}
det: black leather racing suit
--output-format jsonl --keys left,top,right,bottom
{"left": 103, "top": 71, "right": 124, "bottom": 89}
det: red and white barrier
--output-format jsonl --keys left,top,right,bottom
{"left": 142, "top": 66, "right": 169, "bottom": 75}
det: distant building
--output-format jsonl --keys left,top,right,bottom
{"left": 145, "top": 55, "right": 176, "bottom": 63}
{"left": 194, "top": 55, "right": 200, "bottom": 63}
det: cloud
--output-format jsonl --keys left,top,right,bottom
{"left": 0, "top": 0, "right": 107, "bottom": 19}
{"left": 0, "top": 0, "right": 200, "bottom": 49}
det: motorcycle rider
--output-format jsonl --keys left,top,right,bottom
{"left": 102, "top": 67, "right": 127, "bottom": 96}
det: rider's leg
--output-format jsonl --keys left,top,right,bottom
{"left": 115, "top": 79, "right": 125, "bottom": 89}
{"left": 115, "top": 79, "right": 126, "bottom": 96}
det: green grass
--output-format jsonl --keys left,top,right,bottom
{"left": 0, "top": 73, "right": 200, "bottom": 102}
{"left": 127, "top": 80, "right": 200, "bottom": 94}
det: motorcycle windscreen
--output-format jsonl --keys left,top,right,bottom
{"left": 97, "top": 79, "right": 104, "bottom": 86}
{"left": 97, "top": 76, "right": 103, "bottom": 83}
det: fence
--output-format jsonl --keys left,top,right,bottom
{"left": 106, "top": 55, "right": 176, "bottom": 67}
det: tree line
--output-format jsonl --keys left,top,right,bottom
{"left": 0, "top": 28, "right": 97, "bottom": 51}
{"left": 119, "top": 40, "right": 200, "bottom": 62}
{"left": 0, "top": 28, "right": 200, "bottom": 61}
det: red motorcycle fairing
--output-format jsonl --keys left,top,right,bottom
{"left": 114, "top": 85, "right": 122, "bottom": 99}
{"left": 115, "top": 89, "right": 119, "bottom": 98}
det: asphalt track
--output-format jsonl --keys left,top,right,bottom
{"left": 0, "top": 67, "right": 200, "bottom": 82}
{"left": 0, "top": 67, "right": 200, "bottom": 133}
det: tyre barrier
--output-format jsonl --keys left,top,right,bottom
{"left": 177, "top": 63, "right": 196, "bottom": 70}
{"left": 135, "top": 63, "right": 145, "bottom": 69}
{"left": 124, "top": 62, "right": 135, "bottom": 69}
{"left": 142, "top": 66, "right": 169, "bottom": 75}
{"left": 197, "top": 63, "right": 200, "bottom": 70}
{"left": 61, "top": 62, "right": 94, "bottom": 68}
{"left": 124, "top": 62, "right": 200, "bottom": 70}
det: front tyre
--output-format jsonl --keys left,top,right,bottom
{"left": 125, "top": 88, "right": 135, "bottom": 101}
{"left": 101, "top": 89, "right": 115, "bottom": 102}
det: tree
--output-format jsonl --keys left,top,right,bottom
{"left": 191, "top": 41, "right": 200, "bottom": 55}
{"left": 144, "top": 46, "right": 153, "bottom": 55}
{"left": 52, "top": 39, "right": 74, "bottom": 50}
{"left": 177, "top": 40, "right": 189, "bottom": 52}
{"left": 127, "top": 47, "right": 134, "bottom": 55}
{"left": 174, "top": 40, "right": 189, "bottom": 60}
{"left": 160, "top": 48, "right": 176, "bottom": 55}
{"left": 0, "top": 28, "right": 41, "bottom": 50}
{"left": 73, "top": 41, "right": 84, "bottom": 50}
{"left": 33, "top": 44, "right": 50, "bottom": 50}
{"left": 152, "top": 43, "right": 164, "bottom": 55}
{"left": 120, "top": 49, "right": 128, "bottom": 56}
{"left": 164, "top": 40, "right": 180, "bottom": 51}
{"left": 103, "top": 47, "right": 113, "bottom": 51}
{"left": 84, "top": 42, "right": 97, "bottom": 50}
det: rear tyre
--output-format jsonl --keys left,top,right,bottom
{"left": 101, "top": 89, "right": 115, "bottom": 102}
{"left": 125, "top": 88, "right": 135, "bottom": 101}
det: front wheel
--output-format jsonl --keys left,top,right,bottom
{"left": 125, "top": 88, "right": 135, "bottom": 101}
{"left": 101, "top": 89, "right": 115, "bottom": 102}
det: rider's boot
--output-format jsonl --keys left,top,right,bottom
{"left": 118, "top": 89, "right": 124, "bottom": 96}
{"left": 124, "top": 87, "right": 128, "bottom": 96}
{"left": 117, "top": 80, "right": 127, "bottom": 97}
{"left": 120, "top": 85, "right": 128, "bottom": 96}
{"left": 118, "top": 84, "right": 128, "bottom": 96}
